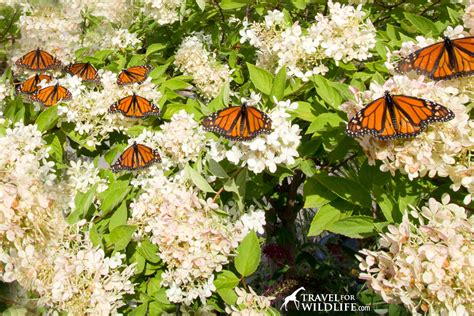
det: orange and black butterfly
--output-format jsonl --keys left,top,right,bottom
{"left": 111, "top": 142, "right": 161, "bottom": 172}
{"left": 345, "top": 91, "right": 454, "bottom": 140}
{"left": 109, "top": 93, "right": 160, "bottom": 118}
{"left": 396, "top": 36, "right": 474, "bottom": 80}
{"left": 16, "top": 74, "right": 52, "bottom": 94}
{"left": 202, "top": 103, "right": 272, "bottom": 141}
{"left": 15, "top": 48, "right": 62, "bottom": 71}
{"left": 30, "top": 83, "right": 72, "bottom": 107}
{"left": 117, "top": 65, "right": 152, "bottom": 86}
{"left": 65, "top": 62, "right": 99, "bottom": 82}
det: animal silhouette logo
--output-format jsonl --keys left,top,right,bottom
{"left": 281, "top": 286, "right": 306, "bottom": 311}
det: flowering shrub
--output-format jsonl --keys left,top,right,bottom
{"left": 357, "top": 196, "right": 473, "bottom": 315}
{"left": 0, "top": 0, "right": 472, "bottom": 315}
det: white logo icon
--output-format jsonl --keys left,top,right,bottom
{"left": 280, "top": 286, "right": 306, "bottom": 311}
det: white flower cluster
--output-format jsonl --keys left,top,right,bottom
{"left": 130, "top": 110, "right": 207, "bottom": 169}
{"left": 463, "top": 0, "right": 474, "bottom": 33}
{"left": 175, "top": 33, "right": 232, "bottom": 99}
{"left": 141, "top": 0, "right": 185, "bottom": 25}
{"left": 65, "top": 159, "right": 108, "bottom": 209}
{"left": 225, "top": 287, "right": 275, "bottom": 315}
{"left": 0, "top": 81, "right": 12, "bottom": 103}
{"left": 357, "top": 196, "right": 474, "bottom": 315}
{"left": 240, "top": 1, "right": 376, "bottom": 81}
{"left": 56, "top": 71, "right": 162, "bottom": 148}
{"left": 9, "top": 0, "right": 141, "bottom": 69}
{"left": 71, "top": 0, "right": 133, "bottom": 24}
{"left": 11, "top": 4, "right": 82, "bottom": 65}
{"left": 0, "top": 123, "right": 135, "bottom": 314}
{"left": 129, "top": 171, "right": 265, "bottom": 305}
{"left": 2, "top": 224, "right": 135, "bottom": 315}
{"left": 341, "top": 75, "right": 474, "bottom": 204}
{"left": 0, "top": 123, "right": 64, "bottom": 251}
{"left": 212, "top": 98, "right": 301, "bottom": 174}
{"left": 67, "top": 160, "right": 108, "bottom": 195}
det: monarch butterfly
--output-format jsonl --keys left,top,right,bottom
{"left": 111, "top": 142, "right": 161, "bottom": 172}
{"left": 30, "top": 83, "right": 72, "bottom": 107}
{"left": 117, "top": 65, "right": 152, "bottom": 86}
{"left": 345, "top": 91, "right": 454, "bottom": 140}
{"left": 109, "top": 93, "right": 160, "bottom": 118}
{"left": 65, "top": 62, "right": 100, "bottom": 82}
{"left": 16, "top": 74, "right": 52, "bottom": 94}
{"left": 15, "top": 48, "right": 62, "bottom": 71}
{"left": 202, "top": 103, "right": 272, "bottom": 141}
{"left": 396, "top": 36, "right": 474, "bottom": 80}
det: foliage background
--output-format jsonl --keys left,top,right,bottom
{"left": 0, "top": 0, "right": 472, "bottom": 315}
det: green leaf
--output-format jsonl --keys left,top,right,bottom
{"left": 89, "top": 224, "right": 101, "bottom": 246}
{"left": 303, "top": 178, "right": 337, "bottom": 208}
{"left": 2, "top": 307, "right": 27, "bottom": 316}
{"left": 67, "top": 184, "right": 97, "bottom": 224}
{"left": 306, "top": 113, "right": 344, "bottom": 135}
{"left": 146, "top": 43, "right": 166, "bottom": 56}
{"left": 313, "top": 174, "right": 371, "bottom": 208}
{"left": 109, "top": 201, "right": 128, "bottom": 231}
{"left": 404, "top": 12, "right": 440, "bottom": 36}
{"left": 234, "top": 231, "right": 260, "bottom": 277}
{"left": 373, "top": 187, "right": 400, "bottom": 223}
{"left": 109, "top": 225, "right": 136, "bottom": 251}
{"left": 327, "top": 216, "right": 376, "bottom": 238}
{"left": 270, "top": 66, "right": 286, "bottom": 101}
{"left": 247, "top": 63, "right": 273, "bottom": 95}
{"left": 185, "top": 164, "right": 215, "bottom": 193}
{"left": 36, "top": 106, "right": 59, "bottom": 132}
{"left": 312, "top": 75, "right": 342, "bottom": 108}
{"left": 289, "top": 101, "right": 317, "bottom": 122}
{"left": 130, "top": 304, "right": 148, "bottom": 316}
{"left": 196, "top": 0, "right": 206, "bottom": 11}
{"left": 208, "top": 159, "right": 229, "bottom": 178}
{"left": 161, "top": 77, "right": 192, "bottom": 90}
{"left": 93, "top": 49, "right": 114, "bottom": 62}
{"left": 44, "top": 133, "right": 64, "bottom": 163}
{"left": 221, "top": 0, "right": 248, "bottom": 10}
{"left": 308, "top": 203, "right": 342, "bottom": 237}
{"left": 214, "top": 270, "right": 240, "bottom": 289}
{"left": 98, "top": 180, "right": 131, "bottom": 215}
{"left": 137, "top": 239, "right": 161, "bottom": 263}
{"left": 217, "top": 288, "right": 238, "bottom": 305}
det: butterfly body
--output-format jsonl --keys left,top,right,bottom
{"left": 202, "top": 103, "right": 272, "bottom": 141}
{"left": 345, "top": 91, "right": 454, "bottom": 140}
{"left": 111, "top": 142, "right": 161, "bottom": 172}
{"left": 15, "top": 48, "right": 62, "bottom": 71}
{"left": 65, "top": 62, "right": 99, "bottom": 82}
{"left": 31, "top": 83, "right": 72, "bottom": 107}
{"left": 16, "top": 74, "right": 52, "bottom": 94}
{"left": 117, "top": 65, "right": 152, "bottom": 86}
{"left": 109, "top": 93, "right": 160, "bottom": 118}
{"left": 397, "top": 36, "right": 474, "bottom": 80}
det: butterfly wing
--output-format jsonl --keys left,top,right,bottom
{"left": 202, "top": 105, "right": 272, "bottom": 141}
{"left": 15, "top": 49, "right": 62, "bottom": 71}
{"left": 345, "top": 97, "right": 391, "bottom": 138}
{"left": 109, "top": 95, "right": 160, "bottom": 118}
{"left": 31, "top": 85, "right": 72, "bottom": 107}
{"left": 451, "top": 37, "right": 474, "bottom": 77}
{"left": 65, "top": 62, "right": 99, "bottom": 82}
{"left": 396, "top": 37, "right": 474, "bottom": 80}
{"left": 117, "top": 65, "right": 152, "bottom": 86}
{"left": 16, "top": 74, "right": 52, "bottom": 94}
{"left": 111, "top": 143, "right": 161, "bottom": 172}
{"left": 391, "top": 95, "right": 454, "bottom": 138}
{"left": 346, "top": 95, "right": 455, "bottom": 140}
{"left": 396, "top": 41, "right": 448, "bottom": 79}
